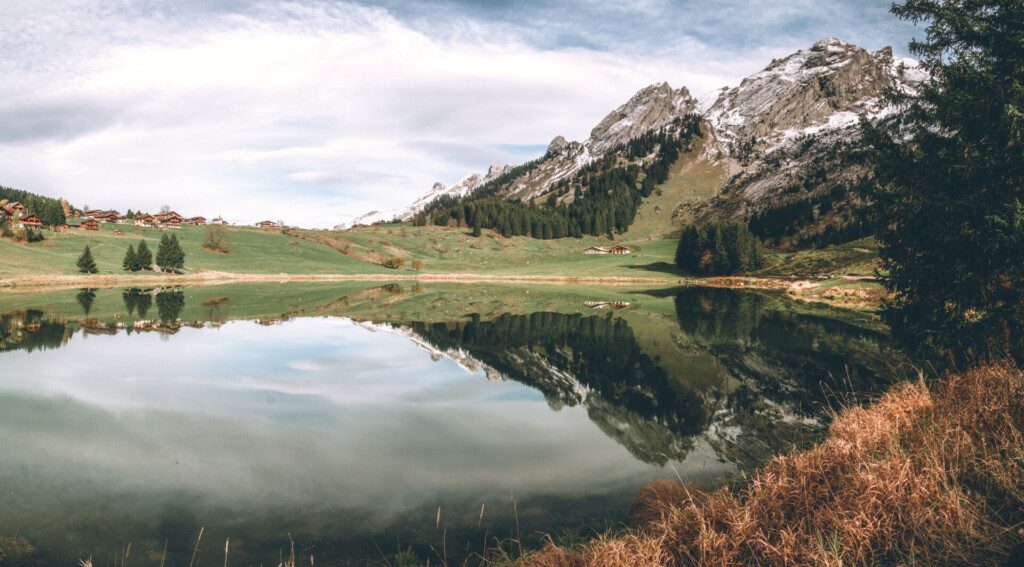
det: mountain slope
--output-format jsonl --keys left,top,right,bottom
{"left": 343, "top": 38, "right": 924, "bottom": 245}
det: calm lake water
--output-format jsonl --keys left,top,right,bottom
{"left": 0, "top": 283, "right": 909, "bottom": 565}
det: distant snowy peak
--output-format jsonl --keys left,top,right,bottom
{"left": 703, "top": 38, "right": 925, "bottom": 153}
{"left": 334, "top": 165, "right": 508, "bottom": 229}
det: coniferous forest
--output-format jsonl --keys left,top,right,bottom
{"left": 413, "top": 115, "right": 702, "bottom": 239}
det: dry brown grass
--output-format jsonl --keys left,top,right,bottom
{"left": 515, "top": 363, "right": 1024, "bottom": 567}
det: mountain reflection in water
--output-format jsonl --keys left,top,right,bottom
{"left": 0, "top": 284, "right": 910, "bottom": 565}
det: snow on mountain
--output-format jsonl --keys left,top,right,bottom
{"left": 339, "top": 39, "right": 924, "bottom": 229}
{"left": 501, "top": 81, "right": 696, "bottom": 200}
{"left": 334, "top": 164, "right": 507, "bottom": 229}
{"left": 702, "top": 38, "right": 924, "bottom": 155}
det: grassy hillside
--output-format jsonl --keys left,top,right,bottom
{"left": 0, "top": 131, "right": 878, "bottom": 288}
{"left": 0, "top": 223, "right": 386, "bottom": 279}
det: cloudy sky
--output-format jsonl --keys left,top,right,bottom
{"left": 0, "top": 0, "right": 919, "bottom": 227}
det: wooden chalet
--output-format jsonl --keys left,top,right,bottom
{"left": 155, "top": 211, "right": 184, "bottom": 223}
{"left": 160, "top": 217, "right": 182, "bottom": 229}
{"left": 85, "top": 210, "right": 121, "bottom": 223}
{"left": 18, "top": 214, "right": 43, "bottom": 228}
{"left": 609, "top": 245, "right": 632, "bottom": 255}
{"left": 8, "top": 202, "right": 25, "bottom": 214}
{"left": 256, "top": 220, "right": 279, "bottom": 228}
{"left": 184, "top": 216, "right": 207, "bottom": 225}
{"left": 583, "top": 246, "right": 610, "bottom": 255}
{"left": 81, "top": 219, "right": 100, "bottom": 231}
{"left": 134, "top": 214, "right": 156, "bottom": 226}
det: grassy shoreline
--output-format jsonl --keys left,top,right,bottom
{"left": 514, "top": 363, "right": 1024, "bottom": 566}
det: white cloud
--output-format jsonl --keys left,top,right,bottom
{"left": 0, "top": 0, "right": 911, "bottom": 227}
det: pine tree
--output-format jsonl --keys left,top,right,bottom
{"left": 122, "top": 243, "right": 137, "bottom": 271}
{"left": 135, "top": 240, "right": 153, "bottom": 270}
{"left": 156, "top": 233, "right": 185, "bottom": 272}
{"left": 865, "top": 0, "right": 1024, "bottom": 362}
{"left": 156, "top": 233, "right": 170, "bottom": 271}
{"left": 471, "top": 222, "right": 481, "bottom": 237}
{"left": 168, "top": 234, "right": 185, "bottom": 271}
{"left": 76, "top": 246, "right": 98, "bottom": 274}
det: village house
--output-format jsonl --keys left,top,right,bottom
{"left": 155, "top": 211, "right": 183, "bottom": 221}
{"left": 583, "top": 246, "right": 610, "bottom": 255}
{"left": 610, "top": 245, "right": 633, "bottom": 255}
{"left": 184, "top": 216, "right": 207, "bottom": 225}
{"left": 84, "top": 210, "right": 121, "bottom": 223}
{"left": 256, "top": 220, "right": 279, "bottom": 228}
{"left": 81, "top": 219, "right": 100, "bottom": 231}
{"left": 160, "top": 217, "right": 182, "bottom": 229}
{"left": 210, "top": 216, "right": 228, "bottom": 225}
{"left": 134, "top": 214, "right": 156, "bottom": 226}
{"left": 18, "top": 214, "right": 43, "bottom": 228}
{"left": 8, "top": 202, "right": 25, "bottom": 215}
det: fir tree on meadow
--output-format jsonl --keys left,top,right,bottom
{"left": 865, "top": 0, "right": 1024, "bottom": 362}
{"left": 156, "top": 232, "right": 185, "bottom": 272}
{"left": 135, "top": 240, "right": 153, "bottom": 270}
{"left": 122, "top": 243, "right": 137, "bottom": 271}
{"left": 156, "top": 233, "right": 170, "bottom": 271}
{"left": 76, "top": 245, "right": 98, "bottom": 274}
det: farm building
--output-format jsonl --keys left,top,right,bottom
{"left": 609, "top": 245, "right": 632, "bottom": 255}
{"left": 256, "top": 220, "right": 279, "bottom": 228}
{"left": 81, "top": 219, "right": 100, "bottom": 231}
{"left": 583, "top": 246, "right": 609, "bottom": 255}
{"left": 18, "top": 214, "right": 43, "bottom": 228}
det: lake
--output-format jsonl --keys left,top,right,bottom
{"left": 0, "top": 283, "right": 910, "bottom": 565}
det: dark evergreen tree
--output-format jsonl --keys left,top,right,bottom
{"left": 166, "top": 234, "right": 185, "bottom": 271}
{"left": 135, "top": 240, "right": 153, "bottom": 270}
{"left": 76, "top": 245, "right": 98, "bottom": 274}
{"left": 122, "top": 243, "right": 137, "bottom": 272}
{"left": 864, "top": 0, "right": 1024, "bottom": 362}
{"left": 675, "top": 221, "right": 764, "bottom": 276}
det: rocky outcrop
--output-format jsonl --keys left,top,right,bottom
{"left": 588, "top": 82, "right": 695, "bottom": 155}
{"left": 683, "top": 39, "right": 926, "bottom": 235}
{"left": 701, "top": 38, "right": 924, "bottom": 156}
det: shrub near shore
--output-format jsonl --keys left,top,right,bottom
{"left": 517, "top": 363, "right": 1024, "bottom": 566}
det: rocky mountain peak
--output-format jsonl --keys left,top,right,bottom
{"left": 547, "top": 135, "right": 569, "bottom": 154}
{"left": 587, "top": 82, "right": 695, "bottom": 156}
{"left": 703, "top": 38, "right": 922, "bottom": 155}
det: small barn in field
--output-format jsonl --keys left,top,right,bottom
{"left": 610, "top": 245, "right": 633, "bottom": 255}
{"left": 583, "top": 246, "right": 609, "bottom": 255}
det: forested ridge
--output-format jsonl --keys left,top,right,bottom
{"left": 413, "top": 115, "right": 702, "bottom": 239}
{"left": 0, "top": 186, "right": 68, "bottom": 227}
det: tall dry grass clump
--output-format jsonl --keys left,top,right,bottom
{"left": 517, "top": 363, "right": 1024, "bottom": 566}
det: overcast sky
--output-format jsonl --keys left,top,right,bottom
{"left": 0, "top": 0, "right": 920, "bottom": 227}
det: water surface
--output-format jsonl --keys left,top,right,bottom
{"left": 0, "top": 283, "right": 908, "bottom": 565}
